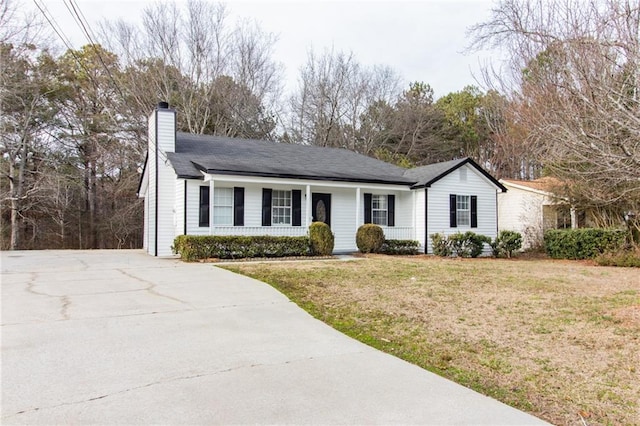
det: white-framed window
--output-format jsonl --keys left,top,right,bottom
{"left": 456, "top": 195, "right": 470, "bottom": 226}
{"left": 272, "top": 190, "right": 291, "bottom": 225}
{"left": 213, "top": 188, "right": 233, "bottom": 225}
{"left": 372, "top": 194, "right": 388, "bottom": 226}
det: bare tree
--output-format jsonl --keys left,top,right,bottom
{"left": 0, "top": 43, "right": 56, "bottom": 249}
{"left": 288, "top": 48, "right": 401, "bottom": 152}
{"left": 100, "top": 0, "right": 282, "bottom": 139}
{"left": 469, "top": 0, "right": 640, "bottom": 223}
{"left": 0, "top": 0, "right": 49, "bottom": 45}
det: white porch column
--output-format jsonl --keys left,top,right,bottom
{"left": 412, "top": 190, "right": 417, "bottom": 240}
{"left": 209, "top": 179, "right": 214, "bottom": 235}
{"left": 305, "top": 185, "right": 311, "bottom": 227}
{"left": 570, "top": 207, "right": 578, "bottom": 229}
{"left": 355, "top": 187, "right": 361, "bottom": 232}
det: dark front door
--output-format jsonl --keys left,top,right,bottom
{"left": 312, "top": 193, "right": 331, "bottom": 227}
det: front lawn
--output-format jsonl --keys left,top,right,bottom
{"left": 224, "top": 256, "right": 639, "bottom": 425}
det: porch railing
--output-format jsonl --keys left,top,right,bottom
{"left": 212, "top": 226, "right": 308, "bottom": 237}
{"left": 210, "top": 225, "right": 416, "bottom": 241}
{"left": 381, "top": 226, "right": 415, "bottom": 240}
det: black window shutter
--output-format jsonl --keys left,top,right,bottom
{"left": 470, "top": 195, "right": 478, "bottom": 228}
{"left": 387, "top": 194, "right": 395, "bottom": 227}
{"left": 262, "top": 188, "right": 272, "bottom": 226}
{"left": 233, "top": 187, "right": 244, "bottom": 226}
{"left": 292, "top": 190, "right": 302, "bottom": 226}
{"left": 449, "top": 194, "right": 457, "bottom": 228}
{"left": 364, "top": 193, "right": 372, "bottom": 224}
{"left": 199, "top": 186, "right": 210, "bottom": 227}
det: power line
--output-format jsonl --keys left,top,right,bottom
{"left": 61, "top": 0, "right": 168, "bottom": 163}
{"left": 32, "top": 0, "right": 74, "bottom": 55}
{"left": 32, "top": 0, "right": 163, "bottom": 163}
{"left": 63, "top": 0, "right": 128, "bottom": 102}
{"left": 31, "top": 0, "right": 135, "bottom": 147}
{"left": 31, "top": 0, "right": 102, "bottom": 94}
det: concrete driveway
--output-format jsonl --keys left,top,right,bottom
{"left": 1, "top": 250, "right": 546, "bottom": 425}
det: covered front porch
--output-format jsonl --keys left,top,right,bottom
{"left": 189, "top": 174, "right": 419, "bottom": 252}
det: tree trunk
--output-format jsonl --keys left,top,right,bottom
{"left": 9, "top": 136, "right": 27, "bottom": 250}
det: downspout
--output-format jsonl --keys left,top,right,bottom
{"left": 424, "top": 188, "right": 428, "bottom": 254}
{"left": 306, "top": 185, "right": 312, "bottom": 227}
{"left": 412, "top": 190, "right": 416, "bottom": 241}
{"left": 209, "top": 179, "right": 214, "bottom": 235}
{"left": 154, "top": 110, "right": 158, "bottom": 257}
{"left": 184, "top": 180, "right": 187, "bottom": 235}
{"left": 355, "top": 187, "right": 361, "bottom": 232}
{"left": 496, "top": 190, "right": 499, "bottom": 236}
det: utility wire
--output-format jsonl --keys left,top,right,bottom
{"left": 31, "top": 0, "right": 134, "bottom": 155}
{"left": 32, "top": 0, "right": 101, "bottom": 94}
{"left": 64, "top": 0, "right": 128, "bottom": 103}
{"left": 33, "top": 0, "right": 165, "bottom": 163}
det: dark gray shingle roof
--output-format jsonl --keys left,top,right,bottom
{"left": 164, "top": 133, "right": 506, "bottom": 191}
{"left": 166, "top": 133, "right": 415, "bottom": 185}
{"left": 403, "top": 157, "right": 507, "bottom": 191}
{"left": 402, "top": 158, "right": 469, "bottom": 187}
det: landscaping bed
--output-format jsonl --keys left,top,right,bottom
{"left": 224, "top": 255, "right": 640, "bottom": 425}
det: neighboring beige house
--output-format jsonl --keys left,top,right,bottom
{"left": 498, "top": 178, "right": 579, "bottom": 249}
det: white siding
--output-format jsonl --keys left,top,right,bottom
{"left": 175, "top": 179, "right": 185, "bottom": 237}
{"left": 327, "top": 187, "right": 357, "bottom": 252}
{"left": 154, "top": 108, "right": 178, "bottom": 257}
{"left": 143, "top": 190, "right": 149, "bottom": 251}
{"left": 186, "top": 180, "right": 204, "bottom": 233}
{"left": 156, "top": 109, "right": 176, "bottom": 153}
{"left": 146, "top": 114, "right": 156, "bottom": 256}
{"left": 498, "top": 185, "right": 548, "bottom": 250}
{"left": 396, "top": 191, "right": 413, "bottom": 228}
{"left": 144, "top": 108, "right": 178, "bottom": 257}
{"left": 426, "top": 165, "right": 499, "bottom": 254}
{"left": 414, "top": 189, "right": 426, "bottom": 251}
{"left": 156, "top": 164, "right": 177, "bottom": 256}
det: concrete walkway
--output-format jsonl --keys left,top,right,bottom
{"left": 1, "top": 250, "right": 547, "bottom": 425}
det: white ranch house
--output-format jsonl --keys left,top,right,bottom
{"left": 138, "top": 103, "right": 507, "bottom": 256}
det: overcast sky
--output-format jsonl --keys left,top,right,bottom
{"left": 48, "top": 0, "right": 499, "bottom": 98}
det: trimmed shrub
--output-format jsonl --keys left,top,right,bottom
{"left": 449, "top": 231, "right": 491, "bottom": 258}
{"left": 309, "top": 222, "right": 335, "bottom": 255}
{"left": 380, "top": 239, "right": 420, "bottom": 255}
{"left": 595, "top": 247, "right": 640, "bottom": 267}
{"left": 430, "top": 233, "right": 451, "bottom": 257}
{"left": 491, "top": 230, "right": 523, "bottom": 258}
{"left": 430, "top": 232, "right": 490, "bottom": 258}
{"left": 544, "top": 228, "right": 627, "bottom": 259}
{"left": 356, "top": 224, "right": 385, "bottom": 253}
{"left": 172, "top": 235, "right": 310, "bottom": 261}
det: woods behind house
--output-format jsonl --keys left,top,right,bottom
{"left": 1, "top": 0, "right": 638, "bottom": 250}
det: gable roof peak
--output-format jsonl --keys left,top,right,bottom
{"left": 404, "top": 157, "right": 506, "bottom": 191}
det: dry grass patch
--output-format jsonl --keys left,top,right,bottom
{"left": 223, "top": 256, "right": 640, "bottom": 425}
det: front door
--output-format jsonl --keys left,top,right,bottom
{"left": 312, "top": 193, "right": 331, "bottom": 227}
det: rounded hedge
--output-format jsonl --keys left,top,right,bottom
{"left": 309, "top": 222, "right": 335, "bottom": 255}
{"left": 356, "top": 224, "right": 385, "bottom": 253}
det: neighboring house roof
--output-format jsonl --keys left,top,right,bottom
{"left": 166, "top": 133, "right": 415, "bottom": 185}
{"left": 502, "top": 176, "right": 562, "bottom": 191}
{"left": 405, "top": 157, "right": 507, "bottom": 191}
{"left": 500, "top": 177, "right": 563, "bottom": 197}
